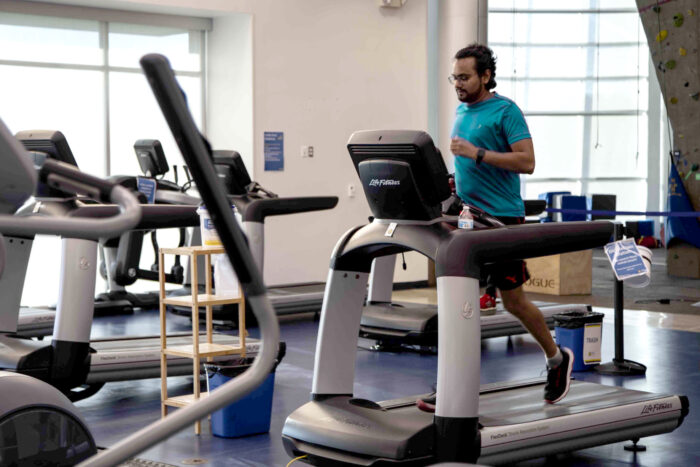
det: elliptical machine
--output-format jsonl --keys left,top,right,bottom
{"left": 97, "top": 139, "right": 197, "bottom": 312}
{"left": 0, "top": 53, "right": 281, "bottom": 466}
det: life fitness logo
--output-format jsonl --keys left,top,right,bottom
{"left": 462, "top": 302, "right": 474, "bottom": 319}
{"left": 641, "top": 402, "right": 673, "bottom": 415}
{"left": 369, "top": 179, "right": 401, "bottom": 187}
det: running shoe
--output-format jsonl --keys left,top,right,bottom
{"left": 544, "top": 347, "right": 574, "bottom": 404}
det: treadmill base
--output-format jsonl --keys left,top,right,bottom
{"left": 282, "top": 381, "right": 688, "bottom": 466}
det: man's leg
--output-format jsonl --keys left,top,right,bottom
{"left": 499, "top": 286, "right": 557, "bottom": 357}
{"left": 500, "top": 285, "right": 574, "bottom": 404}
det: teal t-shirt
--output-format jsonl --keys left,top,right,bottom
{"left": 452, "top": 93, "right": 531, "bottom": 217}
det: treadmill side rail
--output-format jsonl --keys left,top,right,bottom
{"left": 479, "top": 394, "right": 687, "bottom": 465}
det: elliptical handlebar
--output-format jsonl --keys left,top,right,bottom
{"left": 0, "top": 159, "right": 142, "bottom": 240}
{"left": 77, "top": 52, "right": 281, "bottom": 467}
{"left": 39, "top": 159, "right": 117, "bottom": 204}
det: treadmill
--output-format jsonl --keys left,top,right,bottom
{"left": 362, "top": 253, "right": 591, "bottom": 347}
{"left": 281, "top": 130, "right": 688, "bottom": 465}
{"left": 0, "top": 130, "right": 260, "bottom": 401}
{"left": 213, "top": 149, "right": 338, "bottom": 315}
{"left": 15, "top": 307, "right": 55, "bottom": 338}
{"left": 166, "top": 150, "right": 338, "bottom": 319}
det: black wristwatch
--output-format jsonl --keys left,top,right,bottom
{"left": 475, "top": 148, "right": 486, "bottom": 166}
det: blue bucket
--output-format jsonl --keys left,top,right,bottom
{"left": 206, "top": 365, "right": 275, "bottom": 438}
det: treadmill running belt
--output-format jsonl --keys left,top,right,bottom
{"left": 269, "top": 283, "right": 325, "bottom": 295}
{"left": 478, "top": 380, "right": 674, "bottom": 426}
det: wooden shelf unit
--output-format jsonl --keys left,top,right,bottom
{"left": 159, "top": 245, "right": 246, "bottom": 434}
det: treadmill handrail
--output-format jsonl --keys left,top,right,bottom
{"left": 69, "top": 204, "right": 199, "bottom": 230}
{"left": 232, "top": 195, "right": 339, "bottom": 223}
{"left": 436, "top": 220, "right": 613, "bottom": 278}
{"left": 78, "top": 53, "right": 280, "bottom": 467}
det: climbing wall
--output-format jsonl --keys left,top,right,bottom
{"left": 637, "top": 0, "right": 700, "bottom": 210}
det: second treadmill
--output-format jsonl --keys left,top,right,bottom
{"left": 214, "top": 149, "right": 337, "bottom": 315}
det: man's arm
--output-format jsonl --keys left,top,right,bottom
{"left": 450, "top": 136, "right": 535, "bottom": 174}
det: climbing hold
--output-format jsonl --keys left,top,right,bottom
{"left": 688, "top": 9, "right": 695, "bottom": 16}
{"left": 656, "top": 30, "right": 668, "bottom": 41}
{"left": 670, "top": 97, "right": 678, "bottom": 104}
{"left": 691, "top": 92, "right": 700, "bottom": 101}
{"left": 666, "top": 60, "right": 677, "bottom": 69}
{"left": 679, "top": 47, "right": 687, "bottom": 56}
{"left": 685, "top": 82, "right": 690, "bottom": 87}
{"left": 653, "top": 6, "right": 661, "bottom": 13}
{"left": 673, "top": 13, "right": 684, "bottom": 27}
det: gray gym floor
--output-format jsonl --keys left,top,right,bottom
{"left": 78, "top": 293, "right": 698, "bottom": 467}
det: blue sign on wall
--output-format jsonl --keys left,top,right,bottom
{"left": 264, "top": 131, "right": 284, "bottom": 171}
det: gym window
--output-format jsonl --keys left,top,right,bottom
{"left": 488, "top": 0, "right": 667, "bottom": 217}
{"left": 0, "top": 7, "right": 208, "bottom": 177}
{"left": 0, "top": 5, "right": 210, "bottom": 306}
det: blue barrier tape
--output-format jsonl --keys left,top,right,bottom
{"left": 545, "top": 208, "right": 700, "bottom": 218}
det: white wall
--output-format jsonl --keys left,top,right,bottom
{"left": 239, "top": 0, "right": 430, "bottom": 285}
{"left": 437, "top": 0, "right": 483, "bottom": 172}
{"left": 72, "top": 0, "right": 432, "bottom": 285}
{"left": 206, "top": 13, "right": 253, "bottom": 172}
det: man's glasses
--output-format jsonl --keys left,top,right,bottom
{"left": 448, "top": 74, "right": 469, "bottom": 84}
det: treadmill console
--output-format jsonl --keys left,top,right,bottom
{"left": 15, "top": 130, "right": 79, "bottom": 198}
{"left": 134, "top": 139, "right": 169, "bottom": 177}
{"left": 212, "top": 150, "right": 251, "bottom": 196}
{"left": 347, "top": 130, "right": 451, "bottom": 221}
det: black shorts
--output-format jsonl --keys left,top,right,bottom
{"left": 482, "top": 216, "right": 531, "bottom": 291}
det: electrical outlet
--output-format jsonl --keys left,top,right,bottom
{"left": 378, "top": 0, "right": 406, "bottom": 7}
{"left": 301, "top": 145, "right": 314, "bottom": 158}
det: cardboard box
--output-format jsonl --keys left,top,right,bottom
{"left": 523, "top": 249, "right": 592, "bottom": 295}
{"left": 667, "top": 242, "right": 700, "bottom": 278}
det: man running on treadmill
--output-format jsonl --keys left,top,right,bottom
{"left": 417, "top": 44, "right": 573, "bottom": 411}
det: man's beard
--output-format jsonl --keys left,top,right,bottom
{"left": 457, "top": 87, "right": 482, "bottom": 103}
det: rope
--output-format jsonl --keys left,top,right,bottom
{"left": 650, "top": 0, "right": 675, "bottom": 159}
{"left": 545, "top": 207, "right": 699, "bottom": 217}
